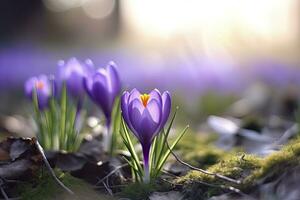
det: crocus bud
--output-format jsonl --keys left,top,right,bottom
{"left": 57, "top": 58, "right": 93, "bottom": 99}
{"left": 24, "top": 75, "right": 52, "bottom": 110}
{"left": 84, "top": 61, "right": 121, "bottom": 125}
{"left": 121, "top": 88, "right": 171, "bottom": 182}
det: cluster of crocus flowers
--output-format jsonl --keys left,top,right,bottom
{"left": 24, "top": 58, "right": 122, "bottom": 153}
{"left": 24, "top": 57, "right": 187, "bottom": 183}
{"left": 121, "top": 89, "right": 171, "bottom": 182}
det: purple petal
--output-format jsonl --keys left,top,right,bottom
{"left": 83, "top": 76, "right": 94, "bottom": 99}
{"left": 128, "top": 99, "right": 145, "bottom": 140}
{"left": 24, "top": 77, "right": 38, "bottom": 98}
{"left": 106, "top": 61, "right": 121, "bottom": 97}
{"left": 66, "top": 72, "right": 85, "bottom": 97}
{"left": 160, "top": 91, "right": 171, "bottom": 127}
{"left": 137, "top": 108, "right": 160, "bottom": 144}
{"left": 92, "top": 74, "right": 111, "bottom": 118}
{"left": 121, "top": 91, "right": 135, "bottom": 131}
{"left": 128, "top": 88, "right": 141, "bottom": 104}
{"left": 149, "top": 89, "right": 162, "bottom": 106}
{"left": 145, "top": 99, "right": 161, "bottom": 124}
{"left": 57, "top": 58, "right": 93, "bottom": 98}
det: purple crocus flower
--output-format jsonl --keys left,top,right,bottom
{"left": 24, "top": 75, "right": 52, "bottom": 110}
{"left": 121, "top": 88, "right": 171, "bottom": 182}
{"left": 57, "top": 58, "right": 93, "bottom": 99}
{"left": 84, "top": 61, "right": 121, "bottom": 125}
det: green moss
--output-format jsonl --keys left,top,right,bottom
{"left": 177, "top": 154, "right": 261, "bottom": 185}
{"left": 17, "top": 170, "right": 114, "bottom": 200}
{"left": 121, "top": 181, "right": 171, "bottom": 200}
{"left": 183, "top": 146, "right": 225, "bottom": 168}
{"left": 176, "top": 138, "right": 300, "bottom": 199}
{"left": 246, "top": 139, "right": 300, "bottom": 184}
{"left": 175, "top": 132, "right": 227, "bottom": 168}
{"left": 175, "top": 154, "right": 261, "bottom": 199}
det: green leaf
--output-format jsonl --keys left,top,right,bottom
{"left": 49, "top": 96, "right": 59, "bottom": 150}
{"left": 110, "top": 96, "right": 121, "bottom": 155}
{"left": 154, "top": 125, "right": 189, "bottom": 177}
{"left": 152, "top": 108, "right": 178, "bottom": 174}
{"left": 32, "top": 88, "right": 46, "bottom": 147}
{"left": 59, "top": 84, "right": 67, "bottom": 150}
{"left": 120, "top": 117, "right": 143, "bottom": 175}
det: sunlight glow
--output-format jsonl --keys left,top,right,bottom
{"left": 122, "top": 0, "right": 297, "bottom": 44}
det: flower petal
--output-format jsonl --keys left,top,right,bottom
{"left": 24, "top": 77, "right": 38, "bottom": 98}
{"left": 145, "top": 99, "right": 161, "bottom": 124}
{"left": 121, "top": 91, "right": 135, "bottom": 131}
{"left": 128, "top": 99, "right": 145, "bottom": 140}
{"left": 137, "top": 108, "right": 160, "bottom": 145}
{"left": 160, "top": 91, "right": 171, "bottom": 128}
{"left": 92, "top": 73, "right": 111, "bottom": 118}
{"left": 83, "top": 76, "right": 94, "bottom": 99}
{"left": 149, "top": 89, "right": 162, "bottom": 106}
{"left": 106, "top": 61, "right": 121, "bottom": 96}
{"left": 128, "top": 88, "right": 141, "bottom": 104}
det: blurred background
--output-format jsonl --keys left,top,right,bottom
{"left": 1, "top": 0, "right": 300, "bottom": 125}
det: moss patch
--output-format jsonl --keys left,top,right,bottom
{"left": 177, "top": 154, "right": 261, "bottom": 185}
{"left": 183, "top": 146, "right": 226, "bottom": 168}
{"left": 176, "top": 138, "right": 300, "bottom": 199}
{"left": 121, "top": 181, "right": 171, "bottom": 200}
{"left": 245, "top": 139, "right": 300, "bottom": 185}
{"left": 17, "top": 170, "right": 115, "bottom": 200}
{"left": 175, "top": 132, "right": 228, "bottom": 168}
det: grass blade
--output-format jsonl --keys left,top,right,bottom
{"left": 59, "top": 84, "right": 67, "bottom": 150}
{"left": 110, "top": 97, "right": 121, "bottom": 155}
{"left": 154, "top": 125, "right": 189, "bottom": 177}
{"left": 121, "top": 117, "right": 143, "bottom": 174}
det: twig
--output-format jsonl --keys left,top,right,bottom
{"left": 162, "top": 169, "right": 180, "bottom": 178}
{"left": 163, "top": 136, "right": 258, "bottom": 199}
{"left": 0, "top": 187, "right": 8, "bottom": 200}
{"left": 102, "top": 182, "right": 113, "bottom": 196}
{"left": 161, "top": 170, "right": 250, "bottom": 198}
{"left": 95, "top": 163, "right": 128, "bottom": 186}
{"left": 0, "top": 178, "right": 9, "bottom": 200}
{"left": 0, "top": 198, "right": 21, "bottom": 200}
{"left": 34, "top": 138, "right": 74, "bottom": 195}
{"left": 94, "top": 184, "right": 127, "bottom": 189}
{"left": 164, "top": 135, "right": 241, "bottom": 184}
{"left": 193, "top": 180, "right": 256, "bottom": 200}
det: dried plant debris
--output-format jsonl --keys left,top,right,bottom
{"left": 71, "top": 159, "right": 125, "bottom": 186}
{"left": 0, "top": 137, "right": 42, "bottom": 180}
{"left": 0, "top": 137, "right": 43, "bottom": 199}
{"left": 46, "top": 151, "right": 88, "bottom": 171}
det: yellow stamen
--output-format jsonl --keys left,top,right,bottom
{"left": 140, "top": 94, "right": 150, "bottom": 107}
{"left": 35, "top": 81, "right": 44, "bottom": 90}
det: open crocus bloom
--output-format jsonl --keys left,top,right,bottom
{"left": 57, "top": 58, "right": 93, "bottom": 99}
{"left": 121, "top": 88, "right": 171, "bottom": 181}
{"left": 24, "top": 75, "right": 52, "bottom": 110}
{"left": 84, "top": 61, "right": 121, "bottom": 125}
